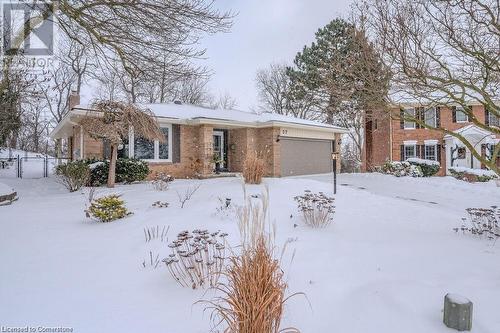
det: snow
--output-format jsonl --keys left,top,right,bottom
{"left": 446, "top": 293, "right": 471, "bottom": 305}
{"left": 407, "top": 158, "right": 440, "bottom": 167}
{"left": 449, "top": 166, "right": 498, "bottom": 178}
{"left": 1, "top": 173, "right": 500, "bottom": 332}
{"left": 0, "top": 182, "right": 14, "bottom": 196}
{"left": 73, "top": 102, "right": 347, "bottom": 131}
{"left": 88, "top": 161, "right": 105, "bottom": 170}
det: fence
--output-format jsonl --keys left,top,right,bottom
{"left": 0, "top": 155, "right": 70, "bottom": 179}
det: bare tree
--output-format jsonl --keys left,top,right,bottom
{"left": 171, "top": 76, "right": 213, "bottom": 106}
{"left": 255, "top": 63, "right": 292, "bottom": 115}
{"left": 357, "top": 0, "right": 500, "bottom": 174}
{"left": 1, "top": 1, "right": 233, "bottom": 133}
{"left": 211, "top": 92, "right": 238, "bottom": 110}
{"left": 40, "top": 61, "right": 76, "bottom": 124}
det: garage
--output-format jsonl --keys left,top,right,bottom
{"left": 280, "top": 137, "right": 334, "bottom": 176}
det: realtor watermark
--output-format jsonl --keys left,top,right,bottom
{"left": 1, "top": 326, "right": 73, "bottom": 333}
{"left": 1, "top": 0, "right": 56, "bottom": 71}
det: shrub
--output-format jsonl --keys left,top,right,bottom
{"left": 378, "top": 160, "right": 423, "bottom": 177}
{"left": 87, "top": 194, "right": 130, "bottom": 222}
{"left": 163, "top": 229, "right": 228, "bottom": 289}
{"left": 449, "top": 167, "right": 498, "bottom": 183}
{"left": 209, "top": 237, "right": 294, "bottom": 333}
{"left": 86, "top": 158, "right": 150, "bottom": 186}
{"left": 55, "top": 160, "right": 90, "bottom": 192}
{"left": 406, "top": 158, "right": 440, "bottom": 177}
{"left": 454, "top": 207, "right": 499, "bottom": 240}
{"left": 207, "top": 186, "right": 299, "bottom": 333}
{"left": 151, "top": 172, "right": 174, "bottom": 191}
{"left": 243, "top": 151, "right": 265, "bottom": 184}
{"left": 294, "top": 190, "right": 335, "bottom": 228}
{"left": 116, "top": 158, "right": 149, "bottom": 183}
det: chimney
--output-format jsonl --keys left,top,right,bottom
{"left": 68, "top": 90, "right": 80, "bottom": 110}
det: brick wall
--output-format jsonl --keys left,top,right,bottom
{"left": 226, "top": 127, "right": 281, "bottom": 177}
{"left": 148, "top": 125, "right": 204, "bottom": 179}
{"left": 365, "top": 104, "right": 497, "bottom": 176}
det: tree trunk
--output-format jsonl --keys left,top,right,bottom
{"left": 107, "top": 144, "right": 118, "bottom": 188}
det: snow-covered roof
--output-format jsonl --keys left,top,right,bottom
{"left": 48, "top": 102, "right": 347, "bottom": 138}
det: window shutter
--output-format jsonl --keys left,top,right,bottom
{"left": 172, "top": 124, "right": 181, "bottom": 163}
{"left": 485, "top": 108, "right": 490, "bottom": 126}
{"left": 400, "top": 109, "right": 404, "bottom": 129}
{"left": 436, "top": 107, "right": 441, "bottom": 127}
{"left": 437, "top": 144, "right": 441, "bottom": 162}
{"left": 400, "top": 145, "right": 404, "bottom": 161}
{"left": 452, "top": 106, "right": 457, "bottom": 123}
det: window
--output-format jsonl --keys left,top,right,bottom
{"left": 404, "top": 144, "right": 416, "bottom": 159}
{"left": 457, "top": 147, "right": 466, "bottom": 159}
{"left": 424, "top": 107, "right": 436, "bottom": 127}
{"left": 117, "top": 137, "right": 129, "bottom": 159}
{"left": 455, "top": 107, "right": 469, "bottom": 122}
{"left": 489, "top": 112, "right": 499, "bottom": 127}
{"left": 158, "top": 127, "right": 170, "bottom": 159}
{"left": 425, "top": 144, "right": 436, "bottom": 161}
{"left": 130, "top": 125, "right": 172, "bottom": 161}
{"left": 134, "top": 137, "right": 154, "bottom": 159}
{"left": 404, "top": 108, "right": 416, "bottom": 129}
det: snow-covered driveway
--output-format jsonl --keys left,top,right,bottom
{"left": 305, "top": 172, "right": 499, "bottom": 212}
{"left": 0, "top": 174, "right": 499, "bottom": 332}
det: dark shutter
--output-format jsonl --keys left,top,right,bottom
{"left": 452, "top": 106, "right": 457, "bottom": 123}
{"left": 485, "top": 108, "right": 490, "bottom": 126}
{"left": 437, "top": 144, "right": 441, "bottom": 163}
{"left": 400, "top": 145, "right": 405, "bottom": 161}
{"left": 172, "top": 124, "right": 181, "bottom": 163}
{"left": 436, "top": 107, "right": 441, "bottom": 127}
{"left": 400, "top": 109, "right": 405, "bottom": 129}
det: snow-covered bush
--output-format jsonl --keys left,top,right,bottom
{"left": 163, "top": 229, "right": 227, "bottom": 289}
{"left": 86, "top": 158, "right": 150, "bottom": 185}
{"left": 87, "top": 194, "right": 131, "bottom": 222}
{"left": 294, "top": 190, "right": 335, "bottom": 228}
{"left": 449, "top": 167, "right": 498, "bottom": 183}
{"left": 378, "top": 161, "right": 423, "bottom": 177}
{"left": 243, "top": 151, "right": 265, "bottom": 184}
{"left": 407, "top": 158, "right": 440, "bottom": 177}
{"left": 213, "top": 197, "right": 234, "bottom": 219}
{"left": 454, "top": 207, "right": 500, "bottom": 240}
{"left": 151, "top": 172, "right": 174, "bottom": 191}
{"left": 55, "top": 160, "right": 90, "bottom": 192}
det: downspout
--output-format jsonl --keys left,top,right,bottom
{"left": 389, "top": 112, "right": 393, "bottom": 161}
{"left": 80, "top": 125, "right": 84, "bottom": 160}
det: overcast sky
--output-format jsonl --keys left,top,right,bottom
{"left": 200, "top": 0, "right": 353, "bottom": 110}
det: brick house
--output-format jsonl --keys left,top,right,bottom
{"left": 364, "top": 103, "right": 499, "bottom": 176}
{"left": 50, "top": 93, "right": 347, "bottom": 179}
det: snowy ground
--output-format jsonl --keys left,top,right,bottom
{"left": 0, "top": 173, "right": 499, "bottom": 333}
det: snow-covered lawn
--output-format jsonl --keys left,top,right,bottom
{"left": 0, "top": 174, "right": 499, "bottom": 332}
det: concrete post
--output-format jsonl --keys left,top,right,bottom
{"left": 443, "top": 293, "right": 473, "bottom": 331}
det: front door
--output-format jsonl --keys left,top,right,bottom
{"left": 213, "top": 131, "right": 226, "bottom": 170}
